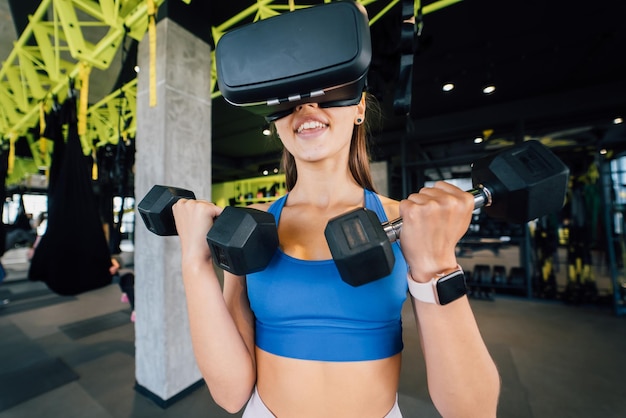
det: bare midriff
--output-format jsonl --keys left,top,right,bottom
{"left": 255, "top": 348, "right": 402, "bottom": 418}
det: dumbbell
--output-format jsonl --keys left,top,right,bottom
{"left": 137, "top": 185, "right": 278, "bottom": 275}
{"left": 324, "top": 140, "right": 570, "bottom": 286}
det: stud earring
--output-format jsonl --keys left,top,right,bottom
{"left": 356, "top": 118, "right": 363, "bottom": 125}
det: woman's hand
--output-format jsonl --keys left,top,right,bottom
{"left": 171, "top": 199, "right": 223, "bottom": 263}
{"left": 399, "top": 181, "right": 474, "bottom": 282}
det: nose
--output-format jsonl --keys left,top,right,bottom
{"left": 294, "top": 102, "right": 319, "bottom": 112}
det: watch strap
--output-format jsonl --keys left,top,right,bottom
{"left": 407, "top": 265, "right": 464, "bottom": 304}
{"left": 407, "top": 273, "right": 438, "bottom": 303}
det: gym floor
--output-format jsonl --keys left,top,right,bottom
{"left": 1, "top": 247, "right": 625, "bottom": 418}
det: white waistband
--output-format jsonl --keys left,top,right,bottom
{"left": 242, "top": 387, "right": 402, "bottom": 417}
{"left": 242, "top": 387, "right": 275, "bottom": 418}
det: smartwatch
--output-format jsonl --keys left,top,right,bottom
{"left": 407, "top": 265, "right": 467, "bottom": 305}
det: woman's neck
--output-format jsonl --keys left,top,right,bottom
{"left": 287, "top": 163, "right": 364, "bottom": 210}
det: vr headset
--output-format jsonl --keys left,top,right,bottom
{"left": 215, "top": 1, "right": 371, "bottom": 122}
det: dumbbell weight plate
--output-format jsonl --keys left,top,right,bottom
{"left": 138, "top": 185, "right": 196, "bottom": 236}
{"left": 207, "top": 206, "right": 279, "bottom": 275}
{"left": 323, "top": 208, "right": 395, "bottom": 287}
{"left": 471, "top": 140, "right": 569, "bottom": 223}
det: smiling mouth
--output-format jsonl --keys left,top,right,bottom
{"left": 296, "top": 120, "right": 328, "bottom": 133}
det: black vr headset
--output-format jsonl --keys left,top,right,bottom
{"left": 215, "top": 1, "right": 371, "bottom": 122}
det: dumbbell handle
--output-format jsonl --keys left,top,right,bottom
{"left": 381, "top": 185, "right": 493, "bottom": 242}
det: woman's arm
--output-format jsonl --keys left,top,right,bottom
{"left": 412, "top": 295, "right": 500, "bottom": 417}
{"left": 172, "top": 199, "right": 256, "bottom": 413}
{"left": 399, "top": 181, "right": 501, "bottom": 417}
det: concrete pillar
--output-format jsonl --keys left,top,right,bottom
{"left": 134, "top": 18, "right": 212, "bottom": 405}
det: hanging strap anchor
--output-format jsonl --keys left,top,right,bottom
{"left": 393, "top": 0, "right": 423, "bottom": 116}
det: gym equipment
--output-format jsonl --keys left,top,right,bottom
{"left": 493, "top": 265, "right": 507, "bottom": 285}
{"left": 467, "top": 264, "right": 495, "bottom": 301}
{"left": 325, "top": 140, "right": 570, "bottom": 286}
{"left": 508, "top": 267, "right": 526, "bottom": 291}
{"left": 138, "top": 186, "right": 196, "bottom": 237}
{"left": 28, "top": 95, "right": 113, "bottom": 296}
{"left": 138, "top": 185, "right": 279, "bottom": 275}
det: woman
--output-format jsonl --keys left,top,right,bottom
{"left": 171, "top": 93, "right": 500, "bottom": 417}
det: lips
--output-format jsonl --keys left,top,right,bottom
{"left": 296, "top": 120, "right": 328, "bottom": 134}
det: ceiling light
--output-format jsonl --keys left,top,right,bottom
{"left": 482, "top": 84, "right": 496, "bottom": 95}
{"left": 262, "top": 124, "right": 271, "bottom": 136}
{"left": 259, "top": 163, "right": 279, "bottom": 176}
{"left": 442, "top": 83, "right": 455, "bottom": 92}
{"left": 474, "top": 137, "right": 484, "bottom": 144}
{"left": 613, "top": 117, "right": 623, "bottom": 124}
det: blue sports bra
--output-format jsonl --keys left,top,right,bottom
{"left": 246, "top": 189, "right": 408, "bottom": 362}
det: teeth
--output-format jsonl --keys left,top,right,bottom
{"left": 297, "top": 121, "right": 326, "bottom": 133}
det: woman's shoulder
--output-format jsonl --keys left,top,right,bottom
{"left": 375, "top": 194, "right": 400, "bottom": 221}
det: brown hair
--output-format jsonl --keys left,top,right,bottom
{"left": 279, "top": 93, "right": 381, "bottom": 192}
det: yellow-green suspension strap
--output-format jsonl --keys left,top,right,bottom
{"left": 147, "top": 0, "right": 158, "bottom": 107}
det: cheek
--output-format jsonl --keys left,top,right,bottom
{"left": 338, "top": 119, "right": 356, "bottom": 138}
{"left": 333, "top": 117, "right": 357, "bottom": 141}
{"left": 274, "top": 120, "right": 291, "bottom": 140}
{"left": 334, "top": 108, "right": 359, "bottom": 130}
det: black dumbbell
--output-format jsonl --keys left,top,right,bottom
{"left": 324, "top": 140, "right": 570, "bottom": 286}
{"left": 137, "top": 185, "right": 278, "bottom": 275}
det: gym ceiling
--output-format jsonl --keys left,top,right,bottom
{"left": 1, "top": 0, "right": 625, "bottom": 192}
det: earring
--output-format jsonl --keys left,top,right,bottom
{"left": 356, "top": 118, "right": 363, "bottom": 125}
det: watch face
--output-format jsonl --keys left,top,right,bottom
{"left": 436, "top": 270, "right": 467, "bottom": 305}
